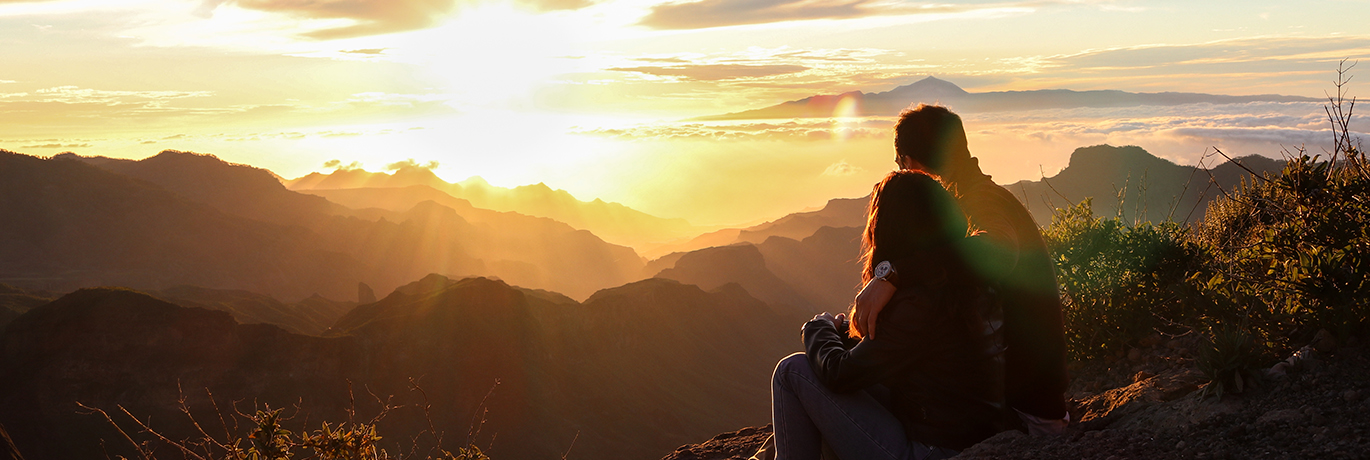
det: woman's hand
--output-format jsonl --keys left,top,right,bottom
{"left": 812, "top": 312, "right": 846, "bottom": 327}
{"left": 852, "top": 278, "right": 896, "bottom": 338}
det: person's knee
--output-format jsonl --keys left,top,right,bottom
{"left": 773, "top": 352, "right": 808, "bottom": 383}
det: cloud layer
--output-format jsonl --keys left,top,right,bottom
{"left": 636, "top": 0, "right": 1034, "bottom": 30}
{"left": 607, "top": 64, "right": 809, "bottom": 81}
{"left": 198, "top": 0, "right": 594, "bottom": 39}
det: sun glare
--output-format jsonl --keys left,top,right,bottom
{"left": 390, "top": 5, "right": 581, "bottom": 109}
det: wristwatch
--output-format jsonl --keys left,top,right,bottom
{"left": 874, "top": 260, "right": 899, "bottom": 286}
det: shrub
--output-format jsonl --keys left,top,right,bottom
{"left": 1196, "top": 325, "right": 1267, "bottom": 398}
{"left": 1045, "top": 199, "right": 1207, "bottom": 360}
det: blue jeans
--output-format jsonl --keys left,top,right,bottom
{"left": 771, "top": 353, "right": 958, "bottom": 460}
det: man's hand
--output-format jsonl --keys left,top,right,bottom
{"left": 852, "top": 278, "right": 897, "bottom": 338}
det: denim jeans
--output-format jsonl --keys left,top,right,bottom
{"left": 771, "top": 353, "right": 958, "bottom": 460}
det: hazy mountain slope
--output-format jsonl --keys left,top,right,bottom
{"left": 643, "top": 196, "right": 867, "bottom": 259}
{"left": 642, "top": 228, "right": 744, "bottom": 260}
{"left": 11, "top": 150, "right": 644, "bottom": 301}
{"left": 153, "top": 285, "right": 355, "bottom": 335}
{"left": 754, "top": 226, "right": 863, "bottom": 310}
{"left": 651, "top": 225, "right": 863, "bottom": 313}
{"left": 308, "top": 200, "right": 642, "bottom": 299}
{"left": 735, "top": 197, "right": 866, "bottom": 244}
{"left": 286, "top": 166, "right": 701, "bottom": 249}
{"left": 1007, "top": 145, "right": 1285, "bottom": 226}
{"left": 285, "top": 165, "right": 449, "bottom": 190}
{"left": 698, "top": 76, "right": 1320, "bottom": 120}
{"left": 0, "top": 288, "right": 362, "bottom": 460}
{"left": 0, "top": 151, "right": 363, "bottom": 300}
{"left": 567, "top": 278, "right": 804, "bottom": 458}
{"left": 655, "top": 244, "right": 813, "bottom": 311}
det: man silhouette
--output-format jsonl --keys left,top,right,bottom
{"left": 851, "top": 104, "right": 1069, "bottom": 435}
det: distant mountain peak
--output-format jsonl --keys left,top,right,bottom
{"left": 1066, "top": 144, "right": 1171, "bottom": 170}
{"left": 884, "top": 76, "right": 970, "bottom": 98}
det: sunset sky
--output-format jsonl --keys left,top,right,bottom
{"left": 2, "top": 0, "right": 1368, "bottom": 225}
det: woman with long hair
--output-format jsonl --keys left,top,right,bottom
{"left": 767, "top": 171, "right": 1005, "bottom": 460}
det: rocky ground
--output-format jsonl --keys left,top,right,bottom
{"left": 662, "top": 333, "right": 1370, "bottom": 460}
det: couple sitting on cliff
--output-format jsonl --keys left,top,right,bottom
{"left": 757, "top": 105, "right": 1070, "bottom": 460}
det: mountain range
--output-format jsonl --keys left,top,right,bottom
{"left": 286, "top": 167, "right": 703, "bottom": 250}
{"left": 0, "top": 275, "right": 806, "bottom": 460}
{"left": 3, "top": 150, "right": 643, "bottom": 300}
{"left": 695, "top": 76, "right": 1320, "bottom": 120}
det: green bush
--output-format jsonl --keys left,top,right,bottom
{"left": 1044, "top": 199, "right": 1206, "bottom": 360}
{"left": 1196, "top": 324, "right": 1267, "bottom": 398}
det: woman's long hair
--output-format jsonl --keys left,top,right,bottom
{"left": 852, "top": 171, "right": 974, "bottom": 337}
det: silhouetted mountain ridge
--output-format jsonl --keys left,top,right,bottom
{"left": 0, "top": 287, "right": 361, "bottom": 460}
{"left": 287, "top": 167, "right": 702, "bottom": 249}
{"left": 644, "top": 195, "right": 867, "bottom": 259}
{"left": 1008, "top": 145, "right": 1286, "bottom": 226}
{"left": 4, "top": 150, "right": 644, "bottom": 300}
{"left": 0, "top": 150, "right": 362, "bottom": 300}
{"left": 0, "top": 274, "right": 804, "bottom": 460}
{"left": 59, "top": 151, "right": 348, "bottom": 228}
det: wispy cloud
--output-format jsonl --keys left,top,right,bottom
{"left": 577, "top": 101, "right": 1360, "bottom": 164}
{"left": 637, "top": 0, "right": 1042, "bottom": 30}
{"left": 198, "top": 0, "right": 461, "bottom": 39}
{"left": 21, "top": 142, "right": 90, "bottom": 149}
{"left": 607, "top": 64, "right": 809, "bottom": 81}
{"left": 574, "top": 119, "right": 891, "bottom": 140}
{"left": 26, "top": 86, "right": 212, "bottom": 105}
{"left": 198, "top": 0, "right": 597, "bottom": 39}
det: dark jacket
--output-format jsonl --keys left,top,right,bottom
{"left": 954, "top": 168, "right": 1069, "bottom": 420}
{"left": 802, "top": 276, "right": 1005, "bottom": 451}
{"left": 893, "top": 162, "right": 1069, "bottom": 420}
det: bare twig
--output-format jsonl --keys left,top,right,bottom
{"left": 1039, "top": 165, "right": 1071, "bottom": 205}
{"left": 408, "top": 376, "right": 445, "bottom": 458}
{"left": 466, "top": 379, "right": 501, "bottom": 447}
{"left": 114, "top": 404, "right": 210, "bottom": 460}
{"left": 1211, "top": 147, "right": 1267, "bottom": 183}
{"left": 0, "top": 423, "right": 28, "bottom": 460}
{"left": 76, "top": 402, "right": 152, "bottom": 460}
{"left": 561, "top": 431, "right": 580, "bottom": 460}
{"left": 205, "top": 388, "right": 233, "bottom": 444}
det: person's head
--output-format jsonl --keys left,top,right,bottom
{"left": 859, "top": 170, "right": 968, "bottom": 285}
{"left": 893, "top": 104, "right": 971, "bottom": 176}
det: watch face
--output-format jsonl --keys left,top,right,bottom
{"left": 874, "top": 261, "right": 892, "bottom": 279}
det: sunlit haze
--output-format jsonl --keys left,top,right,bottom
{"left": 2, "top": 0, "right": 1367, "bottom": 225}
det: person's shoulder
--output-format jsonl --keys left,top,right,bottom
{"left": 959, "top": 178, "right": 1018, "bottom": 204}
{"left": 959, "top": 178, "right": 1036, "bottom": 224}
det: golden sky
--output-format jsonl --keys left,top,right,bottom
{"left": 1, "top": 0, "right": 1368, "bottom": 224}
